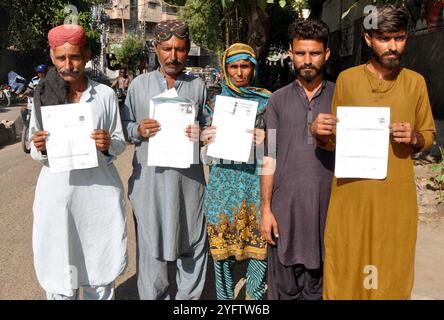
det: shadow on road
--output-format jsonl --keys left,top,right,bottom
{"left": 115, "top": 274, "right": 139, "bottom": 300}
{"left": 115, "top": 259, "right": 218, "bottom": 300}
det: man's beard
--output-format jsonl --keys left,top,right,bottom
{"left": 372, "top": 48, "right": 403, "bottom": 70}
{"left": 296, "top": 64, "right": 323, "bottom": 83}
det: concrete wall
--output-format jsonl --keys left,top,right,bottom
{"left": 105, "top": 0, "right": 131, "bottom": 20}
{"left": 139, "top": 0, "right": 163, "bottom": 23}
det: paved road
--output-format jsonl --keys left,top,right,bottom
{"left": 0, "top": 140, "right": 443, "bottom": 299}
{"left": 0, "top": 141, "right": 234, "bottom": 300}
{"left": 0, "top": 103, "right": 22, "bottom": 121}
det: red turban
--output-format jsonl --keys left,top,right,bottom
{"left": 48, "top": 24, "right": 87, "bottom": 49}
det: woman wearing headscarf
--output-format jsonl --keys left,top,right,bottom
{"left": 200, "top": 43, "right": 271, "bottom": 300}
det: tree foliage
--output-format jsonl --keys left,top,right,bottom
{"left": 180, "top": 0, "right": 225, "bottom": 54}
{"left": 180, "top": 0, "right": 302, "bottom": 59}
{"left": 0, "top": 0, "right": 105, "bottom": 56}
{"left": 111, "top": 35, "right": 146, "bottom": 75}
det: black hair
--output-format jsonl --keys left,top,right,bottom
{"left": 364, "top": 4, "right": 409, "bottom": 35}
{"left": 288, "top": 19, "right": 330, "bottom": 48}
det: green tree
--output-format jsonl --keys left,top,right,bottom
{"left": 111, "top": 35, "right": 146, "bottom": 76}
{"left": 179, "top": 0, "right": 303, "bottom": 61}
{"left": 180, "top": 0, "right": 225, "bottom": 54}
{"left": 0, "top": 0, "right": 105, "bottom": 55}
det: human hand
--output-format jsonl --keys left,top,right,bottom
{"left": 390, "top": 122, "right": 416, "bottom": 145}
{"left": 32, "top": 130, "right": 48, "bottom": 152}
{"left": 138, "top": 119, "right": 161, "bottom": 139}
{"left": 185, "top": 124, "right": 200, "bottom": 142}
{"left": 91, "top": 129, "right": 111, "bottom": 152}
{"left": 200, "top": 126, "right": 217, "bottom": 146}
{"left": 247, "top": 128, "right": 265, "bottom": 145}
{"left": 260, "top": 206, "right": 279, "bottom": 246}
{"left": 310, "top": 113, "right": 338, "bottom": 137}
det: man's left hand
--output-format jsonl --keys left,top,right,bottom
{"left": 185, "top": 124, "right": 200, "bottom": 142}
{"left": 247, "top": 128, "right": 265, "bottom": 145}
{"left": 91, "top": 129, "right": 111, "bottom": 152}
{"left": 390, "top": 122, "right": 416, "bottom": 145}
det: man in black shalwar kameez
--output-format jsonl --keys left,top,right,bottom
{"left": 260, "top": 19, "right": 335, "bottom": 300}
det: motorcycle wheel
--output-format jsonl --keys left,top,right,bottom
{"left": 21, "top": 125, "right": 31, "bottom": 153}
{"left": 0, "top": 93, "right": 7, "bottom": 107}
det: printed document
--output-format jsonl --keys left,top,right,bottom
{"left": 41, "top": 102, "right": 98, "bottom": 173}
{"left": 335, "top": 106, "right": 390, "bottom": 179}
{"left": 147, "top": 89, "right": 196, "bottom": 168}
{"left": 207, "top": 95, "right": 258, "bottom": 162}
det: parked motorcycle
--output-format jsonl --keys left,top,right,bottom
{"left": 0, "top": 71, "right": 28, "bottom": 107}
{"left": 115, "top": 87, "right": 127, "bottom": 109}
{"left": 0, "top": 84, "right": 11, "bottom": 107}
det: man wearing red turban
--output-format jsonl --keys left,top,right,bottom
{"left": 30, "top": 24, "right": 128, "bottom": 300}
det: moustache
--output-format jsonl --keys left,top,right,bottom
{"left": 382, "top": 51, "right": 400, "bottom": 58}
{"left": 298, "top": 65, "right": 319, "bottom": 72}
{"left": 58, "top": 67, "right": 81, "bottom": 76}
{"left": 165, "top": 60, "right": 183, "bottom": 66}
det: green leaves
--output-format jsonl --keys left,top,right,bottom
{"left": 257, "top": 0, "right": 268, "bottom": 11}
{"left": 221, "top": 0, "right": 235, "bottom": 9}
{"left": 112, "top": 35, "right": 145, "bottom": 75}
{"left": 180, "top": 0, "right": 226, "bottom": 54}
{"left": 220, "top": 0, "right": 286, "bottom": 12}
{"left": 0, "top": 0, "right": 106, "bottom": 55}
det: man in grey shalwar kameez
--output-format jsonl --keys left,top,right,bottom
{"left": 121, "top": 20, "right": 209, "bottom": 300}
{"left": 31, "top": 25, "right": 127, "bottom": 300}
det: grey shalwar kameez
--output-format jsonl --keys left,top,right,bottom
{"left": 265, "top": 80, "right": 335, "bottom": 300}
{"left": 31, "top": 79, "right": 128, "bottom": 299}
{"left": 122, "top": 70, "right": 209, "bottom": 300}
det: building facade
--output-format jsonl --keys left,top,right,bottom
{"left": 99, "top": 0, "right": 216, "bottom": 73}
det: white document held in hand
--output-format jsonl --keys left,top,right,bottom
{"left": 41, "top": 102, "right": 98, "bottom": 173}
{"left": 147, "top": 89, "right": 196, "bottom": 168}
{"left": 335, "top": 106, "right": 390, "bottom": 179}
{"left": 207, "top": 95, "right": 258, "bottom": 162}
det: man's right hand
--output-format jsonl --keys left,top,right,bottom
{"left": 138, "top": 119, "right": 161, "bottom": 139}
{"left": 32, "top": 130, "right": 48, "bottom": 152}
{"left": 310, "top": 113, "right": 338, "bottom": 137}
{"left": 260, "top": 206, "right": 279, "bottom": 246}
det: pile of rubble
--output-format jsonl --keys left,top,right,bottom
{"left": 415, "top": 154, "right": 444, "bottom": 227}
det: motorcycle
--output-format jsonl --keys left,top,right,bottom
{"left": 0, "top": 84, "right": 12, "bottom": 107}
{"left": 21, "top": 97, "right": 33, "bottom": 153}
{"left": 1, "top": 71, "right": 28, "bottom": 107}
{"left": 115, "top": 87, "right": 127, "bottom": 109}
